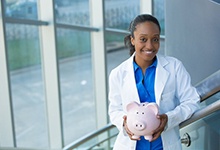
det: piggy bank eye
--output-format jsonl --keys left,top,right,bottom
{"left": 142, "top": 104, "right": 145, "bottom": 106}
{"left": 142, "top": 112, "right": 144, "bottom": 114}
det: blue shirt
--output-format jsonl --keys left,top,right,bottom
{"left": 133, "top": 58, "right": 163, "bottom": 150}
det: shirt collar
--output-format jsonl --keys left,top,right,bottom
{"left": 133, "top": 57, "right": 157, "bottom": 71}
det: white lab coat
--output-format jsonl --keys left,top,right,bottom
{"left": 108, "top": 54, "right": 200, "bottom": 150}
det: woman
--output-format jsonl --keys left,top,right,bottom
{"left": 108, "top": 14, "right": 200, "bottom": 150}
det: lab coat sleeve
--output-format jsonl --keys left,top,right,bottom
{"left": 108, "top": 69, "right": 125, "bottom": 132}
{"left": 165, "top": 61, "right": 200, "bottom": 131}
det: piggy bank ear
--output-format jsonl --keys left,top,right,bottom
{"left": 147, "top": 103, "right": 159, "bottom": 115}
{"left": 141, "top": 102, "right": 149, "bottom": 107}
{"left": 126, "top": 101, "right": 139, "bottom": 111}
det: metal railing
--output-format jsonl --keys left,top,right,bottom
{"left": 1, "top": 71, "right": 219, "bottom": 150}
{"left": 64, "top": 123, "right": 115, "bottom": 149}
{"left": 195, "top": 70, "right": 220, "bottom": 102}
{"left": 180, "top": 98, "right": 220, "bottom": 128}
{"left": 63, "top": 69, "right": 220, "bottom": 150}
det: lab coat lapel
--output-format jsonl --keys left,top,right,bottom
{"left": 155, "top": 55, "right": 169, "bottom": 106}
{"left": 122, "top": 55, "right": 140, "bottom": 103}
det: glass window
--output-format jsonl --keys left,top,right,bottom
{"left": 5, "top": 23, "right": 49, "bottom": 148}
{"left": 180, "top": 92, "right": 220, "bottom": 150}
{"left": 105, "top": 0, "right": 140, "bottom": 30}
{"left": 56, "top": 28, "right": 96, "bottom": 145}
{"left": 55, "top": 0, "right": 90, "bottom": 25}
{"left": 153, "top": 0, "right": 165, "bottom": 35}
{"left": 105, "top": 0, "right": 140, "bottom": 76}
{"left": 5, "top": 0, "right": 38, "bottom": 20}
{"left": 105, "top": 33, "right": 130, "bottom": 76}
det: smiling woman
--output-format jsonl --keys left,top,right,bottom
{"left": 0, "top": 0, "right": 167, "bottom": 149}
{"left": 108, "top": 14, "right": 200, "bottom": 150}
{"left": 130, "top": 21, "right": 160, "bottom": 70}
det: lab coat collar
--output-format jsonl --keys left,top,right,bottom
{"left": 155, "top": 55, "right": 170, "bottom": 106}
{"left": 122, "top": 53, "right": 170, "bottom": 106}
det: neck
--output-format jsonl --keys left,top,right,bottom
{"left": 134, "top": 56, "right": 155, "bottom": 71}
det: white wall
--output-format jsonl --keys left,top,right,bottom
{"left": 165, "top": 0, "right": 220, "bottom": 85}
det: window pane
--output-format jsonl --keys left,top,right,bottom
{"left": 153, "top": 0, "right": 165, "bottom": 35}
{"left": 105, "top": 0, "right": 140, "bottom": 30}
{"left": 180, "top": 92, "right": 220, "bottom": 150}
{"left": 5, "top": 0, "right": 38, "bottom": 20}
{"left": 56, "top": 28, "right": 96, "bottom": 145}
{"left": 55, "top": 0, "right": 90, "bottom": 25}
{"left": 5, "top": 23, "right": 49, "bottom": 148}
{"left": 106, "top": 33, "right": 130, "bottom": 76}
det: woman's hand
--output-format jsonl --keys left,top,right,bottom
{"left": 123, "top": 115, "right": 140, "bottom": 140}
{"left": 151, "top": 114, "right": 168, "bottom": 142}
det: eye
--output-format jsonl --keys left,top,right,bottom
{"left": 152, "top": 38, "right": 159, "bottom": 42}
{"left": 142, "top": 112, "right": 144, "bottom": 114}
{"left": 140, "top": 38, "right": 147, "bottom": 42}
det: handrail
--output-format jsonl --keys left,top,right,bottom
{"left": 63, "top": 123, "right": 115, "bottom": 150}
{"left": 64, "top": 99, "right": 220, "bottom": 150}
{"left": 180, "top": 99, "right": 220, "bottom": 128}
{"left": 64, "top": 69, "right": 220, "bottom": 150}
{"left": 87, "top": 133, "right": 118, "bottom": 150}
{"left": 196, "top": 70, "right": 220, "bottom": 102}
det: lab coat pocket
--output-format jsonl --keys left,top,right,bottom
{"left": 160, "top": 90, "right": 176, "bottom": 112}
{"left": 161, "top": 90, "right": 175, "bottom": 100}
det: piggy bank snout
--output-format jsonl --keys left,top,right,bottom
{"left": 133, "top": 121, "right": 146, "bottom": 131}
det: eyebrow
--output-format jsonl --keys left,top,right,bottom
{"left": 139, "top": 33, "right": 160, "bottom": 37}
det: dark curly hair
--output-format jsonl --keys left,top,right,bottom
{"left": 124, "top": 14, "right": 161, "bottom": 56}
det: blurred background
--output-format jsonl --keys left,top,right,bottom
{"left": 0, "top": 0, "right": 219, "bottom": 150}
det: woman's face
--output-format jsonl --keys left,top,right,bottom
{"left": 131, "top": 21, "right": 160, "bottom": 66}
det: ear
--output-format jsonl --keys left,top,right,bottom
{"left": 130, "top": 35, "right": 135, "bottom": 46}
{"left": 126, "top": 101, "right": 139, "bottom": 111}
{"left": 146, "top": 103, "right": 159, "bottom": 115}
{"left": 141, "top": 102, "right": 149, "bottom": 107}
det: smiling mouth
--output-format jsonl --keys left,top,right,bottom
{"left": 142, "top": 50, "right": 155, "bottom": 54}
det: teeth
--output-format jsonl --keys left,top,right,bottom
{"left": 143, "top": 50, "right": 153, "bottom": 54}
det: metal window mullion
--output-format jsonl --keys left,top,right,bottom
{"left": 0, "top": 1, "right": 16, "bottom": 147}
{"left": 105, "top": 27, "right": 129, "bottom": 35}
{"left": 38, "top": 0, "right": 63, "bottom": 149}
{"left": 56, "top": 23, "right": 99, "bottom": 32}
{"left": 140, "top": 0, "right": 153, "bottom": 14}
{"left": 4, "top": 17, "right": 48, "bottom": 26}
{"left": 90, "top": 0, "right": 108, "bottom": 129}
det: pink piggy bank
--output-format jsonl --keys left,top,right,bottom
{"left": 126, "top": 101, "right": 160, "bottom": 141}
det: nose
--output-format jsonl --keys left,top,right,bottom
{"left": 133, "top": 122, "right": 146, "bottom": 131}
{"left": 145, "top": 40, "right": 153, "bottom": 50}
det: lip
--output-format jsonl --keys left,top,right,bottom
{"left": 141, "top": 50, "right": 155, "bottom": 54}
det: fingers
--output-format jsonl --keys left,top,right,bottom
{"left": 123, "top": 115, "right": 140, "bottom": 140}
{"left": 151, "top": 131, "right": 161, "bottom": 142}
{"left": 123, "top": 114, "right": 167, "bottom": 141}
{"left": 151, "top": 114, "right": 168, "bottom": 141}
{"left": 156, "top": 114, "right": 168, "bottom": 131}
{"left": 123, "top": 115, "right": 133, "bottom": 136}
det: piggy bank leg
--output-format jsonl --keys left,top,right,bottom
{"left": 132, "top": 135, "right": 140, "bottom": 140}
{"left": 144, "top": 135, "right": 152, "bottom": 141}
